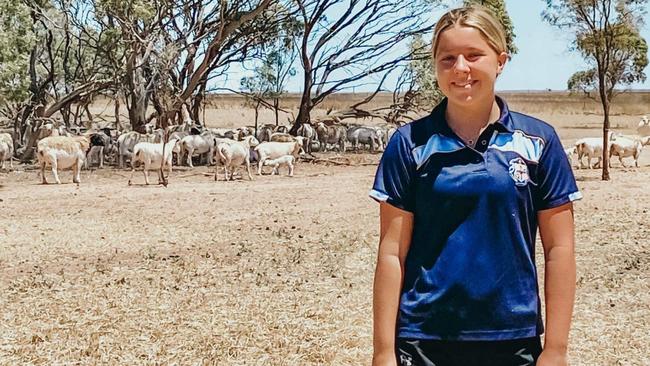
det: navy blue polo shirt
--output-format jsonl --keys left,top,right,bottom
{"left": 370, "top": 97, "right": 581, "bottom": 341}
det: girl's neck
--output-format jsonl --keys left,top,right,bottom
{"left": 445, "top": 96, "right": 501, "bottom": 136}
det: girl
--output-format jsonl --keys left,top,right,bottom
{"left": 370, "top": 5, "right": 580, "bottom": 366}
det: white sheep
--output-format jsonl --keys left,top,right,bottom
{"left": 254, "top": 140, "right": 303, "bottom": 175}
{"left": 564, "top": 146, "right": 576, "bottom": 167}
{"left": 263, "top": 155, "right": 295, "bottom": 176}
{"left": 574, "top": 131, "right": 619, "bottom": 169}
{"left": 609, "top": 135, "right": 650, "bottom": 168}
{"left": 179, "top": 132, "right": 215, "bottom": 167}
{"left": 116, "top": 131, "right": 159, "bottom": 168}
{"left": 37, "top": 135, "right": 90, "bottom": 184}
{"left": 214, "top": 135, "right": 259, "bottom": 181}
{"left": 638, "top": 115, "right": 650, "bottom": 136}
{"left": 0, "top": 133, "right": 14, "bottom": 169}
{"left": 127, "top": 138, "right": 179, "bottom": 185}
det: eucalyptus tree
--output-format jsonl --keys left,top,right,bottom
{"left": 544, "top": 0, "right": 649, "bottom": 180}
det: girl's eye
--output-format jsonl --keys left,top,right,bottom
{"left": 441, "top": 56, "right": 455, "bottom": 63}
{"left": 466, "top": 54, "right": 481, "bottom": 61}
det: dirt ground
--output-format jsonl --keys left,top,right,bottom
{"left": 0, "top": 111, "right": 649, "bottom": 365}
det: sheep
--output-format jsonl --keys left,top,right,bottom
{"left": 574, "top": 131, "right": 619, "bottom": 169}
{"left": 609, "top": 135, "right": 650, "bottom": 168}
{"left": 638, "top": 115, "right": 650, "bottom": 136}
{"left": 168, "top": 131, "right": 189, "bottom": 163}
{"left": 270, "top": 132, "right": 298, "bottom": 142}
{"left": 36, "top": 135, "right": 90, "bottom": 184}
{"left": 0, "top": 133, "right": 14, "bottom": 169}
{"left": 237, "top": 126, "right": 254, "bottom": 138}
{"left": 263, "top": 155, "right": 295, "bottom": 177}
{"left": 296, "top": 123, "right": 317, "bottom": 154}
{"left": 374, "top": 127, "right": 387, "bottom": 151}
{"left": 213, "top": 135, "right": 260, "bottom": 181}
{"left": 564, "top": 146, "right": 577, "bottom": 167}
{"left": 315, "top": 122, "right": 347, "bottom": 152}
{"left": 254, "top": 140, "right": 303, "bottom": 175}
{"left": 273, "top": 125, "right": 289, "bottom": 134}
{"left": 179, "top": 132, "right": 215, "bottom": 167}
{"left": 209, "top": 128, "right": 241, "bottom": 140}
{"left": 85, "top": 129, "right": 114, "bottom": 168}
{"left": 127, "top": 138, "right": 180, "bottom": 185}
{"left": 386, "top": 126, "right": 397, "bottom": 142}
{"left": 116, "top": 131, "right": 159, "bottom": 168}
{"left": 256, "top": 125, "right": 274, "bottom": 142}
{"left": 36, "top": 123, "right": 68, "bottom": 140}
{"left": 346, "top": 126, "right": 381, "bottom": 152}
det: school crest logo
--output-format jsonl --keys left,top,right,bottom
{"left": 508, "top": 157, "right": 530, "bottom": 186}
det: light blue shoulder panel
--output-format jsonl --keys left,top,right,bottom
{"left": 411, "top": 134, "right": 465, "bottom": 169}
{"left": 489, "top": 130, "right": 545, "bottom": 163}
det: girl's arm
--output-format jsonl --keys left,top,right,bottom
{"left": 372, "top": 202, "right": 414, "bottom": 366}
{"left": 537, "top": 202, "right": 576, "bottom": 366}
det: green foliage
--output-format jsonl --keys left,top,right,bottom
{"left": 241, "top": 15, "right": 299, "bottom": 102}
{"left": 0, "top": 0, "right": 36, "bottom": 104}
{"left": 463, "top": 0, "right": 518, "bottom": 56}
{"left": 96, "top": 0, "right": 156, "bottom": 21}
{"left": 544, "top": 0, "right": 648, "bottom": 97}
{"left": 408, "top": 35, "right": 443, "bottom": 107}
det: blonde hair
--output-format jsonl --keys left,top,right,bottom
{"left": 432, "top": 5, "right": 507, "bottom": 60}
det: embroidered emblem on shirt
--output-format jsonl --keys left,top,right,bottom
{"left": 399, "top": 354, "right": 413, "bottom": 366}
{"left": 508, "top": 157, "right": 530, "bottom": 186}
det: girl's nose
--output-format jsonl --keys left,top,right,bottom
{"left": 453, "top": 55, "right": 470, "bottom": 74}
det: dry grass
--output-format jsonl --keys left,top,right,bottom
{"left": 1, "top": 97, "right": 649, "bottom": 365}
{"left": 83, "top": 91, "right": 650, "bottom": 133}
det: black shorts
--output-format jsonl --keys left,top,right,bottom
{"left": 396, "top": 336, "right": 542, "bottom": 366}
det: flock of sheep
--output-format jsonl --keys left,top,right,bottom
{"left": 566, "top": 115, "right": 650, "bottom": 169}
{"left": 2, "top": 114, "right": 649, "bottom": 185}
{"left": 0, "top": 118, "right": 395, "bottom": 185}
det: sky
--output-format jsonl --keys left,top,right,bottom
{"left": 496, "top": 0, "right": 650, "bottom": 91}
{"left": 224, "top": 0, "right": 650, "bottom": 93}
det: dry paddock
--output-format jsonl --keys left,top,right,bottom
{"left": 0, "top": 152, "right": 648, "bottom": 365}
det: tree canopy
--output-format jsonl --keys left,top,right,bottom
{"left": 544, "top": 0, "right": 649, "bottom": 180}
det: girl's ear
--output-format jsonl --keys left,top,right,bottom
{"left": 496, "top": 52, "right": 508, "bottom": 75}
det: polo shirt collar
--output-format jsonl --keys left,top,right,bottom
{"left": 429, "top": 95, "right": 514, "bottom": 135}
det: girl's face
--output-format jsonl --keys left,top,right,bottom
{"left": 435, "top": 25, "right": 507, "bottom": 106}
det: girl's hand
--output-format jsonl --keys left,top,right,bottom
{"left": 536, "top": 348, "right": 569, "bottom": 366}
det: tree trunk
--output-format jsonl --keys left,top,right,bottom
{"left": 192, "top": 80, "right": 207, "bottom": 126}
{"left": 191, "top": 94, "right": 201, "bottom": 124}
{"left": 255, "top": 101, "right": 258, "bottom": 132}
{"left": 128, "top": 92, "right": 148, "bottom": 133}
{"left": 114, "top": 96, "right": 122, "bottom": 132}
{"left": 290, "top": 100, "right": 311, "bottom": 135}
{"left": 602, "top": 98, "right": 610, "bottom": 181}
{"left": 84, "top": 103, "right": 94, "bottom": 130}
{"left": 274, "top": 98, "right": 279, "bottom": 126}
{"left": 73, "top": 103, "right": 82, "bottom": 126}
{"left": 290, "top": 39, "right": 313, "bottom": 136}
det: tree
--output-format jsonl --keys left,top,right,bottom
{"left": 241, "top": 72, "right": 272, "bottom": 135}
{"left": 288, "top": 0, "right": 436, "bottom": 134}
{"left": 463, "top": 0, "right": 517, "bottom": 57}
{"left": 13, "top": 0, "right": 114, "bottom": 160}
{"left": 0, "top": 0, "right": 36, "bottom": 126}
{"left": 543, "top": 0, "right": 649, "bottom": 180}
{"left": 408, "top": 35, "right": 444, "bottom": 109}
{"left": 241, "top": 23, "right": 298, "bottom": 126}
{"left": 89, "top": 0, "right": 277, "bottom": 132}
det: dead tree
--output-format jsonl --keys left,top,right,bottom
{"left": 289, "top": 0, "right": 436, "bottom": 134}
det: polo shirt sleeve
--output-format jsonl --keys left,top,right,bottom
{"left": 535, "top": 130, "right": 582, "bottom": 210}
{"left": 369, "top": 131, "right": 415, "bottom": 212}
